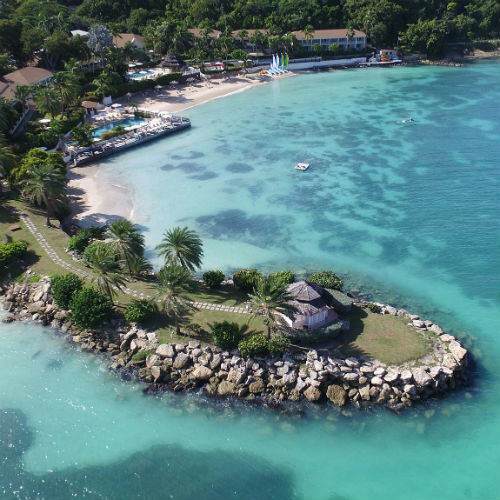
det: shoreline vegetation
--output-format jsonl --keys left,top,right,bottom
{"left": 0, "top": 201, "right": 470, "bottom": 412}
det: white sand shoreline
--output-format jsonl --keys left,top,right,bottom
{"left": 68, "top": 72, "right": 295, "bottom": 226}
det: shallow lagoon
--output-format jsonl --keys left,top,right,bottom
{"left": 1, "top": 61, "right": 499, "bottom": 499}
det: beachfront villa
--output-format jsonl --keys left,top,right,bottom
{"left": 292, "top": 29, "right": 367, "bottom": 52}
{"left": 283, "top": 281, "right": 338, "bottom": 330}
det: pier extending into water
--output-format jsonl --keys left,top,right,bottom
{"left": 69, "top": 115, "right": 191, "bottom": 167}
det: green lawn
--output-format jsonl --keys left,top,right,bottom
{"left": 0, "top": 204, "right": 66, "bottom": 280}
{"left": 186, "top": 281, "right": 249, "bottom": 306}
{"left": 146, "top": 308, "right": 267, "bottom": 345}
{"left": 2, "top": 199, "right": 432, "bottom": 365}
{"left": 333, "top": 305, "right": 432, "bottom": 365}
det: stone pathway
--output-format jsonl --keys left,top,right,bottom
{"left": 16, "top": 210, "right": 250, "bottom": 315}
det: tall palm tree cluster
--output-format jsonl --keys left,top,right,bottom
{"left": 83, "top": 219, "right": 150, "bottom": 303}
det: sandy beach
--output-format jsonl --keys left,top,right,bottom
{"left": 67, "top": 72, "right": 294, "bottom": 226}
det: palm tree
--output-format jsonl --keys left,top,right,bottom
{"left": 248, "top": 276, "right": 299, "bottom": 339}
{"left": 72, "top": 125, "right": 95, "bottom": 157}
{"left": 83, "top": 242, "right": 126, "bottom": 303}
{"left": 14, "top": 85, "right": 31, "bottom": 114}
{"left": 107, "top": 219, "right": 145, "bottom": 274}
{"left": 155, "top": 263, "right": 192, "bottom": 335}
{"left": 302, "top": 25, "right": 314, "bottom": 50}
{"left": 52, "top": 72, "right": 79, "bottom": 114}
{"left": 34, "top": 87, "right": 61, "bottom": 119}
{"left": 0, "top": 134, "right": 16, "bottom": 183}
{"left": 128, "top": 254, "right": 153, "bottom": 277}
{"left": 21, "top": 163, "right": 66, "bottom": 226}
{"left": 156, "top": 226, "right": 203, "bottom": 271}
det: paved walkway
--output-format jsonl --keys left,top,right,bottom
{"left": 16, "top": 210, "right": 250, "bottom": 315}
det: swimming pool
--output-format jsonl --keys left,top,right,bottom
{"left": 128, "top": 69, "right": 154, "bottom": 79}
{"left": 92, "top": 117, "right": 146, "bottom": 139}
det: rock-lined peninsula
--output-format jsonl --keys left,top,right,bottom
{"left": 1, "top": 277, "right": 470, "bottom": 411}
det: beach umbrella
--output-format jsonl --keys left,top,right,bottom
{"left": 155, "top": 85, "right": 162, "bottom": 89}
{"left": 39, "top": 118, "right": 51, "bottom": 124}
{"left": 126, "top": 92, "right": 132, "bottom": 97}
{"left": 171, "top": 80, "right": 179, "bottom": 86}
{"left": 111, "top": 103, "right": 122, "bottom": 108}
{"left": 128, "top": 63, "right": 136, "bottom": 68}
{"left": 136, "top": 62, "right": 143, "bottom": 66}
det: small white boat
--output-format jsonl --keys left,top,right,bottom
{"left": 295, "top": 162, "right": 310, "bottom": 171}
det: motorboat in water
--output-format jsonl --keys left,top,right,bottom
{"left": 295, "top": 162, "right": 310, "bottom": 171}
{"left": 398, "top": 118, "right": 415, "bottom": 124}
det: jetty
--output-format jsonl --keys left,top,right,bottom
{"left": 69, "top": 114, "right": 191, "bottom": 167}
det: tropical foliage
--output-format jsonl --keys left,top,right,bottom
{"left": 50, "top": 273, "right": 83, "bottom": 309}
{"left": 0, "top": 241, "right": 28, "bottom": 266}
{"left": 69, "top": 286, "right": 113, "bottom": 329}
{"left": 248, "top": 275, "right": 299, "bottom": 339}
{"left": 210, "top": 320, "right": 242, "bottom": 349}
{"left": 156, "top": 226, "right": 203, "bottom": 271}
{"left": 155, "top": 263, "right": 192, "bottom": 335}
{"left": 124, "top": 299, "right": 156, "bottom": 324}
{"left": 238, "top": 333, "right": 269, "bottom": 357}
{"left": 232, "top": 268, "right": 262, "bottom": 292}
{"left": 308, "top": 271, "right": 343, "bottom": 291}
{"left": 202, "top": 270, "right": 225, "bottom": 288}
{"left": 83, "top": 242, "right": 126, "bottom": 302}
{"left": 107, "top": 219, "right": 145, "bottom": 274}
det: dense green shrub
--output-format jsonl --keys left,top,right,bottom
{"left": 124, "top": 299, "right": 156, "bottom": 324}
{"left": 267, "top": 336, "right": 289, "bottom": 356}
{"left": 308, "top": 271, "right": 343, "bottom": 291}
{"left": 238, "top": 334, "right": 269, "bottom": 357}
{"left": 28, "top": 275, "right": 41, "bottom": 282}
{"left": 51, "top": 273, "right": 83, "bottom": 309}
{"left": 269, "top": 270, "right": 295, "bottom": 287}
{"left": 203, "top": 270, "right": 225, "bottom": 288}
{"left": 100, "top": 125, "right": 126, "bottom": 141}
{"left": 211, "top": 321, "right": 242, "bottom": 349}
{"left": 67, "top": 232, "right": 90, "bottom": 253}
{"left": 366, "top": 303, "right": 381, "bottom": 314}
{"left": 0, "top": 241, "right": 28, "bottom": 264}
{"left": 67, "top": 226, "right": 107, "bottom": 253}
{"left": 131, "top": 349, "right": 155, "bottom": 361}
{"left": 233, "top": 269, "right": 262, "bottom": 292}
{"left": 69, "top": 287, "right": 112, "bottom": 329}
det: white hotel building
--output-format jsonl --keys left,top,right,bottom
{"left": 292, "top": 29, "right": 367, "bottom": 52}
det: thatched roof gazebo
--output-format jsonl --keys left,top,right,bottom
{"left": 162, "top": 54, "right": 185, "bottom": 70}
{"left": 81, "top": 100, "right": 103, "bottom": 116}
{"left": 286, "top": 281, "right": 336, "bottom": 330}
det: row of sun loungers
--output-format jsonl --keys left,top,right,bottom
{"left": 71, "top": 118, "right": 190, "bottom": 166}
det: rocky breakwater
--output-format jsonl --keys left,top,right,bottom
{"left": 1, "top": 279, "right": 470, "bottom": 411}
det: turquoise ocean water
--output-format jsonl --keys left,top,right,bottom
{"left": 1, "top": 60, "right": 499, "bottom": 499}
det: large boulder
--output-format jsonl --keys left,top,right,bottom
{"left": 326, "top": 384, "right": 347, "bottom": 406}
{"left": 412, "top": 367, "right": 432, "bottom": 387}
{"left": 449, "top": 341, "right": 467, "bottom": 363}
{"left": 359, "top": 385, "right": 371, "bottom": 401}
{"left": 217, "top": 381, "right": 236, "bottom": 396}
{"left": 156, "top": 343, "right": 175, "bottom": 358}
{"left": 191, "top": 366, "right": 213, "bottom": 381}
{"left": 173, "top": 352, "right": 190, "bottom": 369}
{"left": 249, "top": 379, "right": 265, "bottom": 394}
{"left": 146, "top": 354, "right": 161, "bottom": 368}
{"left": 304, "top": 386, "right": 322, "bottom": 402}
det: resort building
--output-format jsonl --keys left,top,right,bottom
{"left": 113, "top": 33, "right": 145, "bottom": 49}
{"left": 283, "top": 281, "right": 338, "bottom": 330}
{"left": 0, "top": 67, "right": 53, "bottom": 102}
{"left": 292, "top": 29, "right": 367, "bottom": 52}
{"left": 188, "top": 28, "right": 221, "bottom": 39}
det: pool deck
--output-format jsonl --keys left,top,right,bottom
{"left": 70, "top": 116, "right": 191, "bottom": 167}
